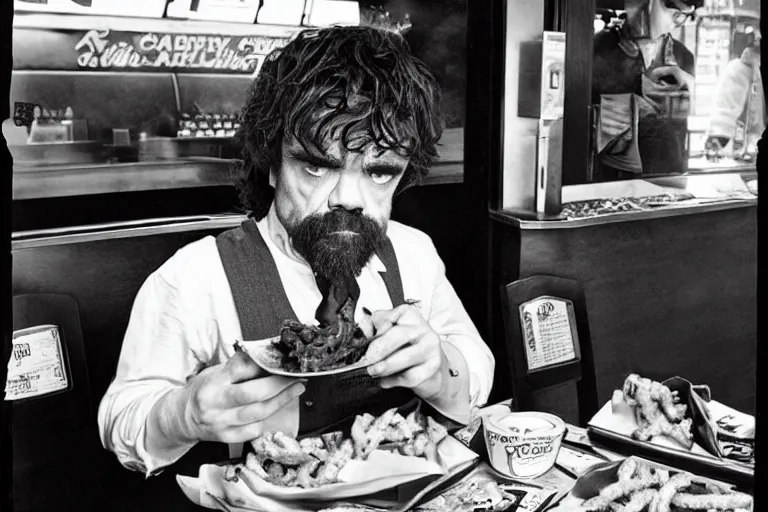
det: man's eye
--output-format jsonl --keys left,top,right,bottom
{"left": 370, "top": 172, "right": 394, "bottom": 185}
{"left": 304, "top": 166, "right": 327, "bottom": 178}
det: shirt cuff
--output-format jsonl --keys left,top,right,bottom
{"left": 443, "top": 336, "right": 491, "bottom": 411}
{"left": 136, "top": 418, "right": 197, "bottom": 478}
{"left": 122, "top": 387, "right": 198, "bottom": 478}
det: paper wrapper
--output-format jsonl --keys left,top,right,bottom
{"left": 546, "top": 455, "right": 747, "bottom": 512}
{"left": 178, "top": 435, "right": 479, "bottom": 511}
{"left": 587, "top": 377, "right": 754, "bottom": 486}
{"left": 588, "top": 401, "right": 712, "bottom": 456}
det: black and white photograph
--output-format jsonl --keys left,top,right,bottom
{"left": 0, "top": 1, "right": 763, "bottom": 511}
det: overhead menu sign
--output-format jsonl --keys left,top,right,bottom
{"left": 75, "top": 29, "right": 286, "bottom": 73}
{"left": 13, "top": 27, "right": 292, "bottom": 74}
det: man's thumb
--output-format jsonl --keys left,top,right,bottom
{"left": 225, "top": 348, "right": 265, "bottom": 383}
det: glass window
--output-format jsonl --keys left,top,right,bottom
{"left": 590, "top": 0, "right": 762, "bottom": 183}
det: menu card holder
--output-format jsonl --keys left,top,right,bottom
{"left": 500, "top": 275, "right": 598, "bottom": 426}
{"left": 9, "top": 293, "right": 93, "bottom": 424}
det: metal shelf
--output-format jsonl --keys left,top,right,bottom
{"left": 12, "top": 158, "right": 235, "bottom": 200}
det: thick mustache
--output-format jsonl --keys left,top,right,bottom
{"left": 303, "top": 211, "right": 375, "bottom": 236}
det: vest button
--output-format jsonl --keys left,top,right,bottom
{"left": 304, "top": 399, "right": 314, "bottom": 408}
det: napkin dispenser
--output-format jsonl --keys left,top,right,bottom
{"left": 518, "top": 32, "right": 566, "bottom": 217}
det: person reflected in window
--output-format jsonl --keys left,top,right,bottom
{"left": 706, "top": 35, "right": 764, "bottom": 164}
{"left": 592, "top": 0, "right": 702, "bottom": 181}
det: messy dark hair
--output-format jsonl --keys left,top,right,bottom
{"left": 233, "top": 26, "right": 444, "bottom": 219}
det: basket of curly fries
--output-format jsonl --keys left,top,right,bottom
{"left": 176, "top": 406, "right": 480, "bottom": 508}
{"left": 586, "top": 374, "right": 754, "bottom": 486}
{"left": 548, "top": 456, "right": 753, "bottom": 512}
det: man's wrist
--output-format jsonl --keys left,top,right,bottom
{"left": 414, "top": 346, "right": 449, "bottom": 401}
{"left": 147, "top": 385, "right": 198, "bottom": 452}
{"left": 418, "top": 340, "right": 471, "bottom": 422}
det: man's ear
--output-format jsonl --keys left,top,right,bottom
{"left": 269, "top": 167, "right": 277, "bottom": 188}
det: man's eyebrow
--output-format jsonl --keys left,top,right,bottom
{"left": 363, "top": 162, "right": 406, "bottom": 175}
{"left": 287, "top": 147, "right": 344, "bottom": 169}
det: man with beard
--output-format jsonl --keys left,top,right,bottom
{"left": 97, "top": 26, "right": 494, "bottom": 485}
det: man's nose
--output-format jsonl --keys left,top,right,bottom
{"left": 328, "top": 170, "right": 365, "bottom": 211}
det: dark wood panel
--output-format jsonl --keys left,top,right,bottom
{"left": 462, "top": 0, "right": 506, "bottom": 344}
{"left": 392, "top": 183, "right": 486, "bottom": 337}
{"left": 560, "top": 0, "right": 596, "bottom": 185}
{"left": 510, "top": 207, "right": 757, "bottom": 420}
{"left": 488, "top": 221, "right": 521, "bottom": 404}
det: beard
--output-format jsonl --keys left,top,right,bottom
{"left": 287, "top": 209, "right": 386, "bottom": 284}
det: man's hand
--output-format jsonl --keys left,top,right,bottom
{"left": 705, "top": 137, "right": 725, "bottom": 163}
{"left": 646, "top": 65, "right": 695, "bottom": 92}
{"left": 179, "top": 350, "right": 306, "bottom": 444}
{"left": 365, "top": 304, "right": 447, "bottom": 400}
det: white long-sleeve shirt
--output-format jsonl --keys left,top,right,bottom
{"left": 97, "top": 216, "right": 495, "bottom": 476}
{"left": 708, "top": 58, "right": 764, "bottom": 148}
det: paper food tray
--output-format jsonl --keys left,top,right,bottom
{"left": 179, "top": 435, "right": 479, "bottom": 510}
{"left": 546, "top": 455, "right": 748, "bottom": 511}
{"left": 587, "top": 401, "right": 753, "bottom": 488}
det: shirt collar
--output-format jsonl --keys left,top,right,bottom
{"left": 370, "top": 252, "right": 387, "bottom": 274}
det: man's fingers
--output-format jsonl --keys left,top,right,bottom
{"left": 229, "top": 381, "right": 305, "bottom": 427}
{"left": 226, "top": 375, "right": 305, "bottom": 406}
{"left": 643, "top": 73, "right": 674, "bottom": 90}
{"left": 650, "top": 66, "right": 683, "bottom": 81}
{"left": 650, "top": 65, "right": 675, "bottom": 76}
{"left": 224, "top": 349, "right": 266, "bottom": 383}
{"left": 368, "top": 342, "right": 431, "bottom": 378}
{"left": 378, "top": 364, "right": 434, "bottom": 391}
{"left": 365, "top": 324, "right": 422, "bottom": 364}
{"left": 370, "top": 308, "right": 401, "bottom": 335}
{"left": 371, "top": 303, "right": 423, "bottom": 336}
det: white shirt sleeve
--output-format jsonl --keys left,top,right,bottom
{"left": 708, "top": 59, "right": 752, "bottom": 140}
{"left": 420, "top": 237, "right": 495, "bottom": 416}
{"left": 97, "top": 270, "right": 206, "bottom": 477}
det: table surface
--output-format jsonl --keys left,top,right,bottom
{"left": 186, "top": 425, "right": 753, "bottom": 512}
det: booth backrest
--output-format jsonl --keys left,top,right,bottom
{"left": 11, "top": 214, "right": 245, "bottom": 512}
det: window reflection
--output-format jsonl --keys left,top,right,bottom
{"left": 591, "top": 0, "right": 762, "bottom": 182}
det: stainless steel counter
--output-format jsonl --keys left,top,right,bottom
{"left": 493, "top": 197, "right": 757, "bottom": 230}
{"left": 494, "top": 171, "right": 758, "bottom": 230}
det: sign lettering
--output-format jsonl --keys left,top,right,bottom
{"left": 73, "top": 29, "right": 290, "bottom": 74}
{"left": 13, "top": 343, "right": 32, "bottom": 363}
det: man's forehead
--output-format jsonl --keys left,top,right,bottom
{"left": 283, "top": 135, "right": 407, "bottom": 163}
